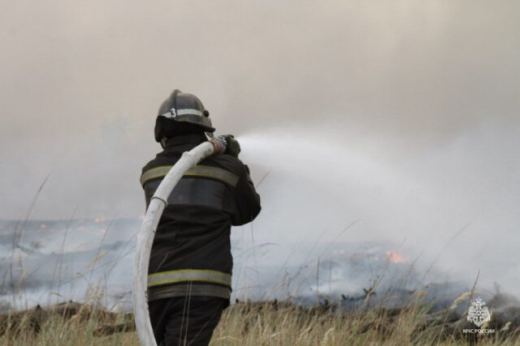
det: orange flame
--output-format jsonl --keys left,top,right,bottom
{"left": 386, "top": 251, "right": 404, "bottom": 263}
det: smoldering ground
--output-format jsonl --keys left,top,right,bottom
{"left": 0, "top": 219, "right": 480, "bottom": 311}
{"left": 0, "top": 220, "right": 137, "bottom": 311}
{"left": 0, "top": 1, "right": 519, "bottom": 306}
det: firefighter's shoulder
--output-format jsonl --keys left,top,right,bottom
{"left": 202, "top": 154, "right": 248, "bottom": 177}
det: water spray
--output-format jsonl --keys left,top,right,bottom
{"left": 133, "top": 139, "right": 225, "bottom": 346}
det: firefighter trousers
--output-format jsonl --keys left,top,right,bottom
{"left": 149, "top": 296, "right": 227, "bottom": 346}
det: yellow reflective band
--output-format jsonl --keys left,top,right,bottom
{"left": 140, "top": 166, "right": 172, "bottom": 186}
{"left": 140, "top": 165, "right": 239, "bottom": 187}
{"left": 148, "top": 269, "right": 232, "bottom": 287}
{"left": 148, "top": 283, "right": 231, "bottom": 301}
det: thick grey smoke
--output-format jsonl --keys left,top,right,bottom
{"left": 1, "top": 1, "right": 519, "bottom": 302}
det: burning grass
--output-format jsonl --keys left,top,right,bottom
{"left": 2, "top": 295, "right": 520, "bottom": 345}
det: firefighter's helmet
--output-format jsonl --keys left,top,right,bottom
{"left": 155, "top": 89, "right": 215, "bottom": 143}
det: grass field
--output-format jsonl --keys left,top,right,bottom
{"left": 3, "top": 214, "right": 519, "bottom": 345}
{"left": 1, "top": 295, "right": 519, "bottom": 346}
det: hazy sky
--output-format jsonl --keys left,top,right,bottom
{"left": 1, "top": 1, "right": 519, "bottom": 294}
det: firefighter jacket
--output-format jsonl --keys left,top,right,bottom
{"left": 140, "top": 133, "right": 261, "bottom": 303}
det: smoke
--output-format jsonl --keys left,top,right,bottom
{"left": 0, "top": 220, "right": 137, "bottom": 310}
{"left": 234, "top": 122, "right": 520, "bottom": 299}
{"left": 1, "top": 1, "right": 519, "bottom": 302}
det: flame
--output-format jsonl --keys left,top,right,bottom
{"left": 386, "top": 250, "right": 404, "bottom": 263}
{"left": 94, "top": 217, "right": 106, "bottom": 223}
{"left": 40, "top": 223, "right": 47, "bottom": 230}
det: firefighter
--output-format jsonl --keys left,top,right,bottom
{"left": 140, "top": 90, "right": 261, "bottom": 346}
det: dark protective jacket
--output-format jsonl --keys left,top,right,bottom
{"left": 140, "top": 133, "right": 261, "bottom": 303}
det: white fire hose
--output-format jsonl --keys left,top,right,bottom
{"left": 133, "top": 139, "right": 224, "bottom": 346}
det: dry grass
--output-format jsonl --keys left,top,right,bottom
{"left": 1, "top": 298, "right": 519, "bottom": 346}
{"left": 212, "top": 301, "right": 519, "bottom": 346}
{"left": 0, "top": 302, "right": 137, "bottom": 346}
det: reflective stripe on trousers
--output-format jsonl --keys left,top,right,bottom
{"left": 148, "top": 269, "right": 231, "bottom": 287}
{"left": 148, "top": 283, "right": 231, "bottom": 302}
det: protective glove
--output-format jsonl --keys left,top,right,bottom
{"left": 210, "top": 136, "right": 227, "bottom": 155}
{"left": 222, "top": 134, "right": 241, "bottom": 158}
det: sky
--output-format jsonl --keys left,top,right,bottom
{"left": 1, "top": 1, "right": 519, "bottom": 297}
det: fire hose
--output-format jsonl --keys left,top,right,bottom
{"left": 133, "top": 139, "right": 225, "bottom": 346}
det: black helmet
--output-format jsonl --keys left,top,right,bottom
{"left": 154, "top": 89, "right": 215, "bottom": 143}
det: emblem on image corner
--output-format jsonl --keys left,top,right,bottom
{"left": 467, "top": 297, "right": 491, "bottom": 327}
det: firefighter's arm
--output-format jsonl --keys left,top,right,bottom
{"left": 232, "top": 164, "right": 261, "bottom": 226}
